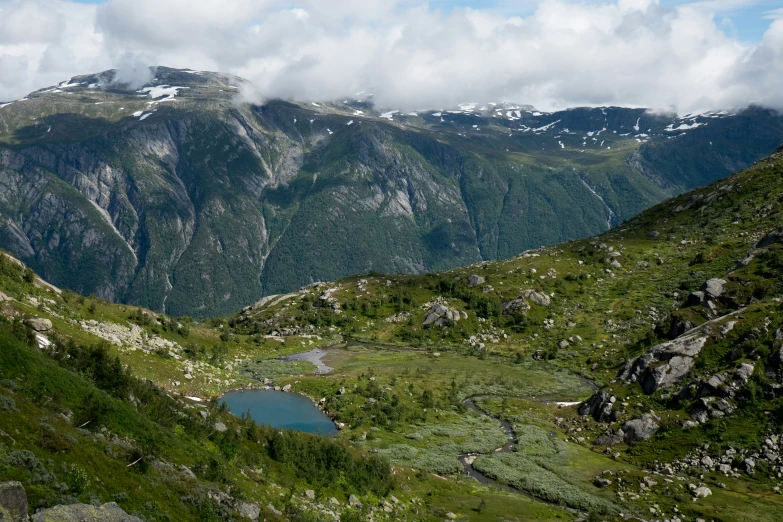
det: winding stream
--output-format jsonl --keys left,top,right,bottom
{"left": 457, "top": 396, "right": 521, "bottom": 494}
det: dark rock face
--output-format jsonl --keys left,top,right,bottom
{"left": 579, "top": 391, "right": 615, "bottom": 422}
{"left": 0, "top": 481, "right": 28, "bottom": 522}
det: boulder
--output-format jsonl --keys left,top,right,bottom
{"left": 0, "top": 291, "right": 12, "bottom": 302}
{"left": 593, "top": 477, "right": 613, "bottom": 488}
{"left": 467, "top": 275, "right": 485, "bottom": 287}
{"left": 701, "top": 278, "right": 726, "bottom": 299}
{"left": 579, "top": 391, "right": 615, "bottom": 422}
{"left": 698, "top": 373, "right": 730, "bottom": 398}
{"left": 621, "top": 333, "right": 707, "bottom": 394}
{"left": 764, "top": 383, "right": 783, "bottom": 400}
{"left": 519, "top": 290, "right": 550, "bottom": 306}
{"left": 32, "top": 502, "right": 142, "bottom": 522}
{"left": 594, "top": 429, "right": 625, "bottom": 446}
{"left": 767, "top": 346, "right": 783, "bottom": 381}
{"left": 623, "top": 414, "right": 659, "bottom": 443}
{"left": 348, "top": 494, "right": 362, "bottom": 507}
{"left": 640, "top": 355, "right": 695, "bottom": 394}
{"left": 732, "top": 363, "right": 755, "bottom": 387}
{"left": 755, "top": 227, "right": 783, "bottom": 248}
{"left": 422, "top": 303, "right": 460, "bottom": 326}
{"left": 304, "top": 490, "right": 315, "bottom": 500}
{"left": 647, "top": 231, "right": 660, "bottom": 238}
{"left": 236, "top": 502, "right": 260, "bottom": 521}
{"left": 0, "top": 481, "right": 28, "bottom": 522}
{"left": 267, "top": 503, "right": 283, "bottom": 516}
{"left": 687, "top": 291, "right": 705, "bottom": 306}
{"left": 501, "top": 298, "right": 529, "bottom": 314}
{"left": 214, "top": 421, "right": 228, "bottom": 432}
{"left": 693, "top": 486, "right": 712, "bottom": 499}
{"left": 29, "top": 318, "right": 52, "bottom": 332}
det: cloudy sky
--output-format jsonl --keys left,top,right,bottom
{"left": 1, "top": 0, "right": 782, "bottom": 113}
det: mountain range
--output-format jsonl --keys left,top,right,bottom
{"left": 1, "top": 66, "right": 782, "bottom": 318}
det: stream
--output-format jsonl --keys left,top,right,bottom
{"left": 457, "top": 396, "right": 521, "bottom": 494}
{"left": 277, "top": 343, "right": 597, "bottom": 496}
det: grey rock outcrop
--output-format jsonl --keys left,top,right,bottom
{"left": 422, "top": 303, "right": 460, "bottom": 326}
{"left": 701, "top": 278, "right": 726, "bottom": 299}
{"left": 236, "top": 502, "right": 260, "bottom": 520}
{"left": 501, "top": 298, "right": 530, "bottom": 314}
{"left": 621, "top": 332, "right": 707, "bottom": 394}
{"left": 28, "top": 318, "right": 52, "bottom": 332}
{"left": 467, "top": 274, "right": 485, "bottom": 287}
{"left": 688, "top": 397, "right": 735, "bottom": 423}
{"left": 733, "top": 362, "right": 754, "bottom": 387}
{"left": 623, "top": 414, "right": 659, "bottom": 443}
{"left": 31, "top": 502, "right": 141, "bottom": 522}
{"left": 519, "top": 290, "right": 550, "bottom": 306}
{"left": 755, "top": 227, "right": 783, "bottom": 248}
{"left": 594, "top": 429, "right": 625, "bottom": 446}
{"left": 0, "top": 481, "right": 28, "bottom": 522}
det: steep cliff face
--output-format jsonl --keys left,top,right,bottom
{"left": 0, "top": 67, "right": 782, "bottom": 317}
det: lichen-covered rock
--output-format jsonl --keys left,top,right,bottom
{"left": 236, "top": 502, "right": 260, "bottom": 520}
{"left": 0, "top": 481, "right": 28, "bottom": 522}
{"left": 31, "top": 502, "right": 141, "bottom": 521}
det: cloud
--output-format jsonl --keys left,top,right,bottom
{"left": 0, "top": 0, "right": 781, "bottom": 114}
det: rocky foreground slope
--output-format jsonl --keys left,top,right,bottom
{"left": 1, "top": 66, "right": 783, "bottom": 317}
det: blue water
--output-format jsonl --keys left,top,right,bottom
{"left": 220, "top": 389, "right": 338, "bottom": 436}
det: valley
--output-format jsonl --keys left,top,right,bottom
{"left": 0, "top": 142, "right": 782, "bottom": 520}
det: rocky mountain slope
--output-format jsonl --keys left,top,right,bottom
{"left": 1, "top": 66, "right": 782, "bottom": 318}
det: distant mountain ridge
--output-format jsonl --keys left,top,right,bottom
{"left": 0, "top": 66, "right": 782, "bottom": 318}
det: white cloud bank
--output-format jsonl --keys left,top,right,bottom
{"left": 0, "top": 0, "right": 782, "bottom": 113}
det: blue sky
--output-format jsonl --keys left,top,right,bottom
{"left": 69, "top": 0, "right": 779, "bottom": 42}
